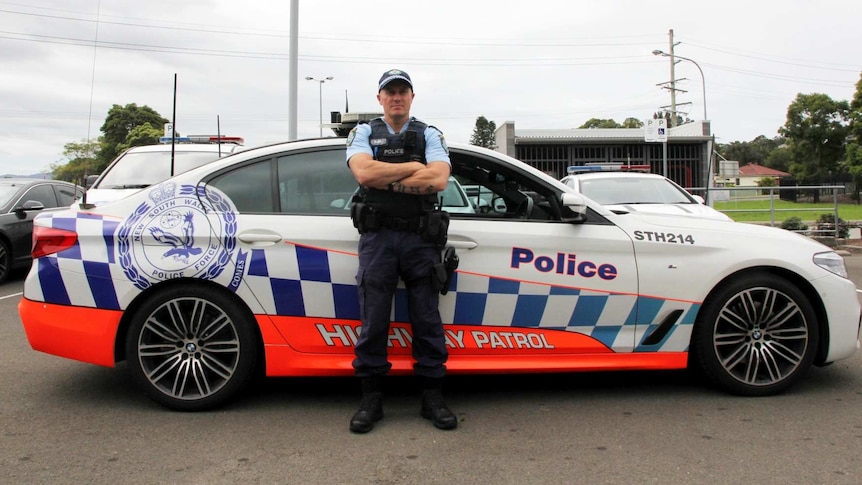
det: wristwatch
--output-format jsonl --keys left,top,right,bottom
{"left": 388, "top": 182, "right": 395, "bottom": 192}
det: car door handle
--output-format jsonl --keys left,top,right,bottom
{"left": 447, "top": 239, "right": 478, "bottom": 250}
{"left": 237, "top": 231, "right": 283, "bottom": 246}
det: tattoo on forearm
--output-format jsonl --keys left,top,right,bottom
{"left": 392, "top": 182, "right": 437, "bottom": 195}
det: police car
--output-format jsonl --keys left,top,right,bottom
{"left": 560, "top": 164, "right": 732, "bottom": 221}
{"left": 18, "top": 138, "right": 860, "bottom": 411}
{"left": 83, "top": 135, "right": 244, "bottom": 206}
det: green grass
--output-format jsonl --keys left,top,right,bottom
{"left": 714, "top": 198, "right": 862, "bottom": 223}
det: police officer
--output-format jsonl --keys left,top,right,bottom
{"left": 346, "top": 69, "right": 456, "bottom": 433}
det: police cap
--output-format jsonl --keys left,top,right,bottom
{"left": 378, "top": 69, "right": 413, "bottom": 91}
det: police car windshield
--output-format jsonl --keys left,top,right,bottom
{"left": 97, "top": 151, "right": 223, "bottom": 189}
{"left": 579, "top": 177, "right": 693, "bottom": 205}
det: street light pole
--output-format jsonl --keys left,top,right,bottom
{"left": 652, "top": 50, "right": 707, "bottom": 120}
{"left": 305, "top": 76, "right": 334, "bottom": 137}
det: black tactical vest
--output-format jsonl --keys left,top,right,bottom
{"left": 363, "top": 118, "right": 438, "bottom": 217}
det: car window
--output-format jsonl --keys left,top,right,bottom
{"left": 580, "top": 177, "right": 692, "bottom": 205}
{"left": 97, "top": 151, "right": 225, "bottom": 189}
{"left": 54, "top": 184, "right": 81, "bottom": 206}
{"left": 450, "top": 152, "right": 560, "bottom": 221}
{"left": 19, "top": 183, "right": 59, "bottom": 208}
{"left": 208, "top": 160, "right": 275, "bottom": 213}
{"left": 276, "top": 149, "right": 356, "bottom": 214}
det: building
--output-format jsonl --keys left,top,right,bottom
{"left": 493, "top": 120, "right": 714, "bottom": 194}
{"left": 736, "top": 162, "right": 791, "bottom": 187}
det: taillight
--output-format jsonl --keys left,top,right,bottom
{"left": 32, "top": 226, "right": 78, "bottom": 258}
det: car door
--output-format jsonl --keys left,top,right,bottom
{"left": 204, "top": 146, "right": 363, "bottom": 356}
{"left": 442, "top": 150, "right": 641, "bottom": 360}
{"left": 4, "top": 183, "right": 58, "bottom": 265}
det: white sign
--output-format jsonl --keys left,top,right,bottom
{"left": 164, "top": 123, "right": 174, "bottom": 138}
{"left": 644, "top": 118, "right": 667, "bottom": 143}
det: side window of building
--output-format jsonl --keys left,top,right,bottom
{"left": 207, "top": 160, "right": 275, "bottom": 213}
{"left": 276, "top": 148, "right": 356, "bottom": 214}
{"left": 19, "top": 184, "right": 59, "bottom": 208}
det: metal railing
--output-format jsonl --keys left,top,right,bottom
{"left": 687, "top": 185, "right": 845, "bottom": 239}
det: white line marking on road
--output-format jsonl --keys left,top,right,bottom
{"left": 0, "top": 292, "right": 22, "bottom": 300}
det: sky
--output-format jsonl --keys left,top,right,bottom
{"left": 0, "top": 0, "right": 860, "bottom": 175}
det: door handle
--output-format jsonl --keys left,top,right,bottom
{"left": 447, "top": 239, "right": 478, "bottom": 250}
{"left": 238, "top": 232, "right": 283, "bottom": 246}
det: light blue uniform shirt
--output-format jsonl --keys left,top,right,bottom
{"left": 345, "top": 118, "right": 450, "bottom": 166}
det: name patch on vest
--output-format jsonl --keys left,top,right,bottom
{"left": 382, "top": 148, "right": 405, "bottom": 156}
{"left": 370, "top": 138, "right": 388, "bottom": 146}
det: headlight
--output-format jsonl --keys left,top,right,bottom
{"left": 813, "top": 251, "right": 849, "bottom": 278}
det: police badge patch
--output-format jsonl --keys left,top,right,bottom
{"left": 117, "top": 182, "right": 245, "bottom": 291}
{"left": 439, "top": 134, "right": 449, "bottom": 154}
{"left": 346, "top": 128, "right": 356, "bottom": 147}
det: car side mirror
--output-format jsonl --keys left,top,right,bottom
{"left": 691, "top": 195, "right": 706, "bottom": 204}
{"left": 560, "top": 192, "right": 587, "bottom": 222}
{"left": 14, "top": 200, "right": 45, "bottom": 218}
{"left": 86, "top": 174, "right": 99, "bottom": 188}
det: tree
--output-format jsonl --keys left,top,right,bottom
{"left": 621, "top": 117, "right": 644, "bottom": 128}
{"left": 716, "top": 135, "right": 785, "bottom": 166}
{"left": 579, "top": 118, "right": 620, "bottom": 129}
{"left": 844, "top": 72, "right": 862, "bottom": 200}
{"left": 98, "top": 103, "right": 168, "bottom": 171}
{"left": 779, "top": 93, "right": 849, "bottom": 186}
{"left": 51, "top": 138, "right": 100, "bottom": 183}
{"left": 470, "top": 116, "right": 496, "bottom": 149}
{"left": 116, "top": 123, "right": 164, "bottom": 155}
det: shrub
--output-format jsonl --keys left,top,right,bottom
{"left": 816, "top": 213, "right": 849, "bottom": 238}
{"left": 780, "top": 216, "right": 808, "bottom": 232}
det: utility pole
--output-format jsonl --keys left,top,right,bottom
{"left": 654, "top": 29, "right": 690, "bottom": 127}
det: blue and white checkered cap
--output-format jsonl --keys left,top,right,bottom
{"left": 378, "top": 69, "right": 413, "bottom": 91}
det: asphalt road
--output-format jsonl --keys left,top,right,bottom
{"left": 2, "top": 258, "right": 862, "bottom": 485}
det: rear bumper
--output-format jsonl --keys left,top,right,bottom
{"left": 18, "top": 298, "right": 122, "bottom": 367}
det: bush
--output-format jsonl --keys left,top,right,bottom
{"left": 780, "top": 216, "right": 808, "bottom": 232}
{"left": 815, "top": 213, "right": 849, "bottom": 238}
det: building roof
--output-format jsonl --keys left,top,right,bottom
{"left": 514, "top": 120, "right": 712, "bottom": 143}
{"left": 738, "top": 163, "right": 791, "bottom": 177}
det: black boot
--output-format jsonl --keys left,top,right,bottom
{"left": 350, "top": 377, "right": 384, "bottom": 434}
{"left": 420, "top": 377, "right": 457, "bottom": 430}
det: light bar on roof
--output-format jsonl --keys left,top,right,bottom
{"left": 159, "top": 135, "right": 244, "bottom": 145}
{"left": 567, "top": 163, "right": 651, "bottom": 174}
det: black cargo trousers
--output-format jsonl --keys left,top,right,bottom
{"left": 353, "top": 228, "right": 447, "bottom": 378}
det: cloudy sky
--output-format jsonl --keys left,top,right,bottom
{"left": 1, "top": 0, "right": 860, "bottom": 175}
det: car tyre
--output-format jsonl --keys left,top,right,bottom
{"left": 0, "top": 239, "right": 12, "bottom": 284}
{"left": 692, "top": 273, "right": 819, "bottom": 396}
{"left": 125, "top": 284, "right": 259, "bottom": 411}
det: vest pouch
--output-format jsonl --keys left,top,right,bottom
{"left": 419, "top": 210, "right": 449, "bottom": 249}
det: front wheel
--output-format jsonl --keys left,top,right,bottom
{"left": 125, "top": 285, "right": 259, "bottom": 411}
{"left": 691, "top": 274, "right": 819, "bottom": 396}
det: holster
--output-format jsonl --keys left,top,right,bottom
{"left": 432, "top": 246, "right": 459, "bottom": 295}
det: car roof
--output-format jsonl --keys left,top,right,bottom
{"left": 0, "top": 178, "right": 75, "bottom": 186}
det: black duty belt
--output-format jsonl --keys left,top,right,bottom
{"left": 376, "top": 214, "right": 422, "bottom": 232}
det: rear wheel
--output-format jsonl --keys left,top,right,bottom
{"left": 692, "top": 274, "right": 818, "bottom": 396}
{"left": 125, "top": 285, "right": 258, "bottom": 411}
{"left": 0, "top": 239, "right": 11, "bottom": 284}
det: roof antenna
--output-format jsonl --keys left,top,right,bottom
{"left": 345, "top": 90, "right": 349, "bottom": 113}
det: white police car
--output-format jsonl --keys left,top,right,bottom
{"left": 19, "top": 138, "right": 860, "bottom": 411}
{"left": 83, "top": 135, "right": 244, "bottom": 206}
{"left": 561, "top": 164, "right": 732, "bottom": 221}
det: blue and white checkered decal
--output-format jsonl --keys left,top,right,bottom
{"left": 29, "top": 210, "right": 699, "bottom": 353}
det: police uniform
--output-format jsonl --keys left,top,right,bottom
{"left": 346, "top": 69, "right": 457, "bottom": 433}
{"left": 346, "top": 116, "right": 451, "bottom": 377}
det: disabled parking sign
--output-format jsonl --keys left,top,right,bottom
{"left": 645, "top": 118, "right": 668, "bottom": 142}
